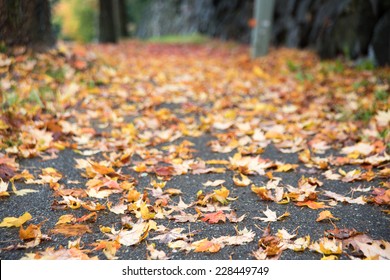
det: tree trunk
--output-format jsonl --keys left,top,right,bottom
{"left": 118, "top": 0, "right": 128, "bottom": 37}
{"left": 0, "top": 0, "right": 55, "bottom": 50}
{"left": 251, "top": 0, "right": 275, "bottom": 58}
{"left": 99, "top": 0, "right": 117, "bottom": 43}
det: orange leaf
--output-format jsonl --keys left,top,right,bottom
{"left": 50, "top": 224, "right": 92, "bottom": 237}
{"left": 154, "top": 166, "right": 175, "bottom": 176}
{"left": 193, "top": 239, "right": 221, "bottom": 253}
{"left": 90, "top": 161, "right": 115, "bottom": 175}
{"left": 127, "top": 189, "right": 141, "bottom": 202}
{"left": 20, "top": 224, "right": 41, "bottom": 240}
{"left": 76, "top": 212, "right": 97, "bottom": 223}
{"left": 316, "top": 210, "right": 339, "bottom": 222}
{"left": 251, "top": 185, "right": 273, "bottom": 201}
{"left": 201, "top": 211, "right": 226, "bottom": 224}
{"left": 296, "top": 200, "right": 329, "bottom": 209}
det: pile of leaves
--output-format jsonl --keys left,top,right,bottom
{"left": 0, "top": 40, "right": 389, "bottom": 260}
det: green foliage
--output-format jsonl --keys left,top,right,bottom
{"left": 1, "top": 92, "right": 19, "bottom": 110}
{"left": 375, "top": 90, "right": 389, "bottom": 101}
{"left": 74, "top": 2, "right": 96, "bottom": 42}
{"left": 0, "top": 42, "right": 7, "bottom": 53}
{"left": 53, "top": 0, "right": 97, "bottom": 42}
{"left": 286, "top": 60, "right": 299, "bottom": 72}
{"left": 147, "top": 33, "right": 209, "bottom": 44}
{"left": 28, "top": 90, "right": 44, "bottom": 108}
{"left": 354, "top": 108, "right": 375, "bottom": 122}
{"left": 320, "top": 60, "right": 345, "bottom": 75}
{"left": 46, "top": 67, "right": 65, "bottom": 83}
{"left": 352, "top": 80, "right": 369, "bottom": 90}
{"left": 286, "top": 60, "right": 313, "bottom": 82}
{"left": 355, "top": 59, "right": 375, "bottom": 71}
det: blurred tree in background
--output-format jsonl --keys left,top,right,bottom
{"left": 0, "top": 0, "right": 55, "bottom": 49}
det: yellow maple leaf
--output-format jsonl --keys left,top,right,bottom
{"left": 99, "top": 226, "right": 113, "bottom": 233}
{"left": 310, "top": 238, "right": 342, "bottom": 255}
{"left": 56, "top": 214, "right": 75, "bottom": 225}
{"left": 139, "top": 202, "right": 155, "bottom": 220}
{"left": 275, "top": 163, "right": 298, "bottom": 172}
{"left": 11, "top": 180, "right": 38, "bottom": 196}
{"left": 213, "top": 186, "right": 230, "bottom": 204}
{"left": 233, "top": 173, "right": 252, "bottom": 187}
{"left": 0, "top": 212, "right": 32, "bottom": 227}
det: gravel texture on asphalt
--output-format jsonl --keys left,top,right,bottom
{"left": 1, "top": 135, "right": 388, "bottom": 260}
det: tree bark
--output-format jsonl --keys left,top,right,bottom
{"left": 0, "top": 0, "right": 55, "bottom": 50}
{"left": 99, "top": 0, "right": 117, "bottom": 43}
{"left": 118, "top": 0, "right": 128, "bottom": 37}
{"left": 251, "top": 0, "right": 275, "bottom": 58}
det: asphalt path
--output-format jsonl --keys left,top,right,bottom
{"left": 0, "top": 131, "right": 388, "bottom": 260}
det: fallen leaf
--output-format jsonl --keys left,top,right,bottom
{"left": 316, "top": 210, "right": 339, "bottom": 222}
{"left": 253, "top": 207, "right": 290, "bottom": 222}
{"left": 21, "top": 247, "right": 98, "bottom": 260}
{"left": 168, "top": 240, "right": 193, "bottom": 252}
{"left": 212, "top": 186, "right": 231, "bottom": 204}
{"left": 50, "top": 224, "right": 92, "bottom": 237}
{"left": 325, "top": 228, "right": 360, "bottom": 240}
{"left": 226, "top": 211, "right": 246, "bottom": 223}
{"left": 296, "top": 200, "right": 329, "bottom": 209}
{"left": 10, "top": 180, "right": 38, "bottom": 196}
{"left": 201, "top": 211, "right": 226, "bottom": 224}
{"left": 202, "top": 179, "right": 225, "bottom": 187}
{"left": 0, "top": 163, "right": 16, "bottom": 181}
{"left": 20, "top": 224, "right": 42, "bottom": 241}
{"left": 341, "top": 143, "right": 374, "bottom": 157}
{"left": 354, "top": 240, "right": 390, "bottom": 260}
{"left": 275, "top": 163, "right": 298, "bottom": 172}
{"left": 0, "top": 179, "right": 10, "bottom": 197}
{"left": 171, "top": 211, "right": 199, "bottom": 223}
{"left": 127, "top": 189, "right": 141, "bottom": 202}
{"left": 0, "top": 212, "right": 32, "bottom": 227}
{"left": 277, "top": 229, "right": 297, "bottom": 240}
{"left": 309, "top": 238, "right": 342, "bottom": 255}
{"left": 232, "top": 173, "right": 252, "bottom": 187}
{"left": 56, "top": 214, "right": 75, "bottom": 225}
{"left": 109, "top": 201, "right": 127, "bottom": 215}
{"left": 372, "top": 188, "right": 390, "bottom": 205}
{"left": 254, "top": 207, "right": 277, "bottom": 222}
{"left": 92, "top": 240, "right": 120, "bottom": 260}
{"left": 213, "top": 227, "right": 255, "bottom": 246}
{"left": 375, "top": 110, "right": 390, "bottom": 127}
{"left": 285, "top": 236, "right": 311, "bottom": 252}
{"left": 118, "top": 221, "right": 149, "bottom": 246}
{"left": 193, "top": 238, "right": 221, "bottom": 253}
{"left": 147, "top": 243, "right": 170, "bottom": 260}
{"left": 75, "top": 212, "right": 97, "bottom": 223}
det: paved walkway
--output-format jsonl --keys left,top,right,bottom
{"left": 0, "top": 41, "right": 389, "bottom": 260}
